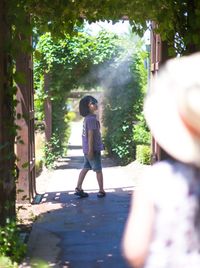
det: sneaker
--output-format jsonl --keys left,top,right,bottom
{"left": 97, "top": 191, "right": 106, "bottom": 198}
{"left": 74, "top": 188, "right": 89, "bottom": 198}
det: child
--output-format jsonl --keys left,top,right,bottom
{"left": 74, "top": 95, "right": 106, "bottom": 198}
{"left": 122, "top": 53, "right": 200, "bottom": 268}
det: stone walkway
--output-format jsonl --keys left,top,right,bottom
{"left": 20, "top": 121, "right": 149, "bottom": 268}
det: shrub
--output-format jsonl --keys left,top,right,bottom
{"left": 136, "top": 145, "right": 151, "bottom": 165}
{"left": 66, "top": 111, "right": 76, "bottom": 121}
{"left": 133, "top": 113, "right": 151, "bottom": 145}
{"left": 43, "top": 133, "right": 62, "bottom": 169}
{"left": 0, "top": 220, "right": 26, "bottom": 264}
{"left": 35, "top": 159, "right": 43, "bottom": 177}
{"left": 0, "top": 255, "right": 18, "bottom": 268}
{"left": 103, "top": 50, "right": 148, "bottom": 165}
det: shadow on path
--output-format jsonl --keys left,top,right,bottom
{"left": 56, "top": 155, "right": 119, "bottom": 170}
{"left": 23, "top": 189, "right": 132, "bottom": 267}
{"left": 20, "top": 121, "right": 147, "bottom": 267}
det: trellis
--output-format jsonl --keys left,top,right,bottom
{"left": 0, "top": 18, "right": 168, "bottom": 205}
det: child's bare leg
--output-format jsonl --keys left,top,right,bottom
{"left": 96, "top": 171, "right": 105, "bottom": 193}
{"left": 76, "top": 168, "right": 89, "bottom": 189}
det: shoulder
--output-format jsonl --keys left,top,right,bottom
{"left": 139, "top": 160, "right": 191, "bottom": 206}
{"left": 143, "top": 160, "right": 193, "bottom": 184}
{"left": 85, "top": 115, "right": 97, "bottom": 126}
{"left": 139, "top": 160, "right": 183, "bottom": 198}
{"left": 140, "top": 160, "right": 174, "bottom": 185}
{"left": 85, "top": 114, "right": 97, "bottom": 121}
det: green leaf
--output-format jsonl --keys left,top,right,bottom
{"left": 21, "top": 162, "right": 29, "bottom": 169}
{"left": 13, "top": 72, "right": 26, "bottom": 84}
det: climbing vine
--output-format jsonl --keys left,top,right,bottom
{"left": 24, "top": 0, "right": 200, "bottom": 55}
{"left": 103, "top": 46, "right": 148, "bottom": 165}
{"left": 0, "top": 1, "right": 34, "bottom": 227}
{"left": 1, "top": 0, "right": 200, "bottom": 263}
{"left": 34, "top": 30, "right": 121, "bottom": 166}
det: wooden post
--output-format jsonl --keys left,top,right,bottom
{"left": 150, "top": 22, "right": 162, "bottom": 163}
{"left": 150, "top": 22, "right": 172, "bottom": 163}
{"left": 16, "top": 38, "right": 36, "bottom": 203}
{"left": 0, "top": 1, "right": 16, "bottom": 224}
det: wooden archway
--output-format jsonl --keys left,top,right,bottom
{"left": 0, "top": 16, "right": 169, "bottom": 207}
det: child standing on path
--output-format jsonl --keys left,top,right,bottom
{"left": 122, "top": 53, "right": 200, "bottom": 268}
{"left": 74, "top": 95, "right": 106, "bottom": 198}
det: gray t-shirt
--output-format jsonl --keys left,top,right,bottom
{"left": 82, "top": 114, "right": 104, "bottom": 154}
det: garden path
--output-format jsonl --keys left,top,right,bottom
{"left": 20, "top": 120, "right": 149, "bottom": 268}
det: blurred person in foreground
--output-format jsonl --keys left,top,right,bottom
{"left": 122, "top": 53, "right": 200, "bottom": 268}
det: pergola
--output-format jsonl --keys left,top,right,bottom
{"left": 0, "top": 6, "right": 167, "bottom": 205}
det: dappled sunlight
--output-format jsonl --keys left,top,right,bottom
{"left": 37, "top": 187, "right": 134, "bottom": 205}
{"left": 22, "top": 189, "right": 131, "bottom": 267}
{"left": 25, "top": 111, "right": 147, "bottom": 267}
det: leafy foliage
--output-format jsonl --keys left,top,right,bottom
{"left": 0, "top": 220, "right": 26, "bottom": 264}
{"left": 43, "top": 133, "right": 63, "bottom": 169}
{"left": 134, "top": 113, "right": 151, "bottom": 165}
{"left": 34, "top": 30, "right": 121, "bottom": 165}
{"left": 136, "top": 145, "right": 151, "bottom": 165}
{"left": 103, "top": 46, "right": 148, "bottom": 165}
{"left": 34, "top": 30, "right": 120, "bottom": 94}
{"left": 2, "top": 0, "right": 200, "bottom": 260}
{"left": 133, "top": 113, "right": 151, "bottom": 145}
{"left": 0, "top": 255, "right": 18, "bottom": 268}
{"left": 24, "top": 0, "right": 200, "bottom": 55}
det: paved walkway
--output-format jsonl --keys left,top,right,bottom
{"left": 20, "top": 121, "right": 149, "bottom": 268}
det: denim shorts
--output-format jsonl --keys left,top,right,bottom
{"left": 83, "top": 152, "right": 102, "bottom": 172}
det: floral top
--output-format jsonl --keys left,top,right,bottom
{"left": 142, "top": 160, "right": 200, "bottom": 268}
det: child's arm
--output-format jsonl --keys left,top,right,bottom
{"left": 122, "top": 178, "right": 154, "bottom": 268}
{"left": 88, "top": 129, "right": 94, "bottom": 159}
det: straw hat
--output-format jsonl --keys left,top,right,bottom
{"left": 144, "top": 53, "right": 200, "bottom": 167}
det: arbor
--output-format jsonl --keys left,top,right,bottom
{"left": 103, "top": 45, "right": 148, "bottom": 165}
{"left": 34, "top": 30, "right": 121, "bottom": 166}
{"left": 26, "top": 0, "right": 200, "bottom": 55}
{"left": 1, "top": 0, "right": 200, "bottom": 225}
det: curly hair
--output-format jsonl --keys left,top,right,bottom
{"left": 79, "top": 95, "right": 97, "bottom": 117}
